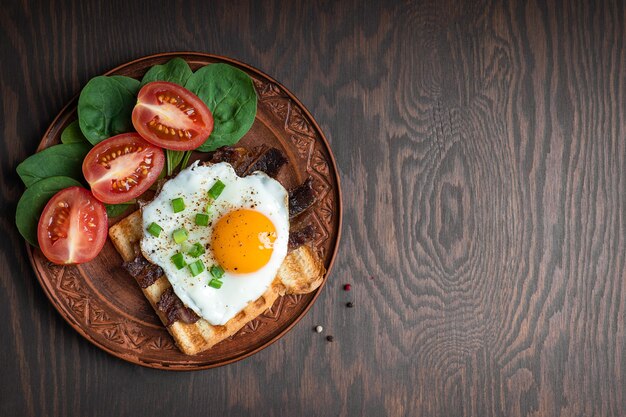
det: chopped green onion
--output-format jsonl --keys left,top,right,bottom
{"left": 172, "top": 228, "right": 188, "bottom": 243}
{"left": 180, "top": 240, "right": 192, "bottom": 252}
{"left": 147, "top": 222, "right": 162, "bottom": 237}
{"left": 210, "top": 265, "right": 225, "bottom": 279}
{"left": 170, "top": 252, "right": 186, "bottom": 269}
{"left": 208, "top": 180, "right": 225, "bottom": 199}
{"left": 188, "top": 259, "right": 205, "bottom": 277}
{"left": 171, "top": 197, "right": 185, "bottom": 213}
{"left": 187, "top": 242, "right": 205, "bottom": 258}
{"left": 208, "top": 278, "right": 223, "bottom": 289}
{"left": 195, "top": 213, "right": 209, "bottom": 226}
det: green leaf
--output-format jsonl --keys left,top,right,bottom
{"left": 77, "top": 75, "right": 140, "bottom": 145}
{"left": 105, "top": 203, "right": 133, "bottom": 217}
{"left": 110, "top": 75, "right": 141, "bottom": 93}
{"left": 60, "top": 120, "right": 88, "bottom": 144}
{"left": 166, "top": 149, "right": 185, "bottom": 176}
{"left": 185, "top": 63, "right": 257, "bottom": 152}
{"left": 15, "top": 177, "right": 82, "bottom": 246}
{"left": 140, "top": 58, "right": 193, "bottom": 87}
{"left": 16, "top": 143, "right": 91, "bottom": 187}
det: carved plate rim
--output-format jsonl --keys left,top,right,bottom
{"left": 25, "top": 52, "right": 342, "bottom": 371}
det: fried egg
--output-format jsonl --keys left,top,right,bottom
{"left": 140, "top": 161, "right": 289, "bottom": 325}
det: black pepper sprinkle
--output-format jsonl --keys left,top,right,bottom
{"left": 346, "top": 302, "right": 354, "bottom": 308}
{"left": 326, "top": 335, "right": 334, "bottom": 342}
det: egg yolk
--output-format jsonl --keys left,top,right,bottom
{"left": 211, "top": 209, "right": 277, "bottom": 274}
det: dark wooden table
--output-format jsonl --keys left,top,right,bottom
{"left": 2, "top": 1, "right": 625, "bottom": 416}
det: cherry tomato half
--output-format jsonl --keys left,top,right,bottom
{"left": 82, "top": 133, "right": 165, "bottom": 204}
{"left": 131, "top": 81, "right": 214, "bottom": 151}
{"left": 37, "top": 187, "right": 107, "bottom": 265}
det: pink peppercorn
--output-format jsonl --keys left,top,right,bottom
{"left": 343, "top": 284, "right": 351, "bottom": 291}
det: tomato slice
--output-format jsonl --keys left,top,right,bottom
{"left": 132, "top": 81, "right": 214, "bottom": 151}
{"left": 82, "top": 133, "right": 165, "bottom": 204}
{"left": 37, "top": 187, "right": 107, "bottom": 264}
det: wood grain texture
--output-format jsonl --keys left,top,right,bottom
{"left": 1, "top": 0, "right": 625, "bottom": 416}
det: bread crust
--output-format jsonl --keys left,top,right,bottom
{"left": 108, "top": 210, "right": 325, "bottom": 355}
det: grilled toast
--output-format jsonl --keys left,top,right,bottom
{"left": 109, "top": 210, "right": 325, "bottom": 355}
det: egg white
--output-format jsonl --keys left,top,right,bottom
{"left": 140, "top": 161, "right": 289, "bottom": 325}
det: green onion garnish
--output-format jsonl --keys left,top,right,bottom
{"left": 208, "top": 180, "right": 225, "bottom": 199}
{"left": 170, "top": 252, "right": 186, "bottom": 269}
{"left": 210, "top": 264, "right": 225, "bottom": 279}
{"left": 188, "top": 259, "right": 205, "bottom": 277}
{"left": 187, "top": 242, "right": 205, "bottom": 258}
{"left": 147, "top": 222, "right": 162, "bottom": 237}
{"left": 195, "top": 213, "right": 209, "bottom": 226}
{"left": 172, "top": 227, "right": 188, "bottom": 243}
{"left": 208, "top": 278, "right": 223, "bottom": 289}
{"left": 171, "top": 197, "right": 185, "bottom": 213}
{"left": 180, "top": 240, "right": 192, "bottom": 252}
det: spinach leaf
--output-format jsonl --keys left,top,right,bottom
{"left": 185, "top": 63, "right": 257, "bottom": 152}
{"left": 77, "top": 75, "right": 140, "bottom": 145}
{"left": 105, "top": 203, "right": 133, "bottom": 217}
{"left": 165, "top": 150, "right": 193, "bottom": 176}
{"left": 15, "top": 176, "right": 82, "bottom": 246}
{"left": 110, "top": 75, "right": 141, "bottom": 93}
{"left": 16, "top": 143, "right": 91, "bottom": 187}
{"left": 166, "top": 149, "right": 185, "bottom": 176}
{"left": 60, "top": 120, "right": 88, "bottom": 144}
{"left": 140, "top": 58, "right": 193, "bottom": 87}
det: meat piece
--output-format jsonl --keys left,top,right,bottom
{"left": 122, "top": 256, "right": 146, "bottom": 278}
{"left": 204, "top": 146, "right": 252, "bottom": 176}
{"left": 245, "top": 147, "right": 288, "bottom": 178}
{"left": 288, "top": 223, "right": 316, "bottom": 250}
{"left": 157, "top": 287, "right": 200, "bottom": 326}
{"left": 177, "top": 305, "right": 201, "bottom": 324}
{"left": 289, "top": 177, "right": 316, "bottom": 218}
{"left": 122, "top": 255, "right": 164, "bottom": 289}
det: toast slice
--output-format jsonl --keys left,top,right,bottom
{"left": 109, "top": 210, "right": 325, "bottom": 355}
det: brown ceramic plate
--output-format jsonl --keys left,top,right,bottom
{"left": 26, "top": 52, "right": 341, "bottom": 370}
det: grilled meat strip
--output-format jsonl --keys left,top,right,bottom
{"left": 156, "top": 287, "right": 200, "bottom": 326}
{"left": 288, "top": 177, "right": 316, "bottom": 218}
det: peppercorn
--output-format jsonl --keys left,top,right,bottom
{"left": 343, "top": 283, "right": 351, "bottom": 291}
{"left": 326, "top": 335, "right": 334, "bottom": 342}
{"left": 346, "top": 302, "right": 354, "bottom": 308}
{"left": 314, "top": 325, "right": 323, "bottom": 333}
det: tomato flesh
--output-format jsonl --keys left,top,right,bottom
{"left": 132, "top": 81, "right": 213, "bottom": 151}
{"left": 82, "top": 133, "right": 164, "bottom": 204}
{"left": 37, "top": 187, "right": 107, "bottom": 265}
